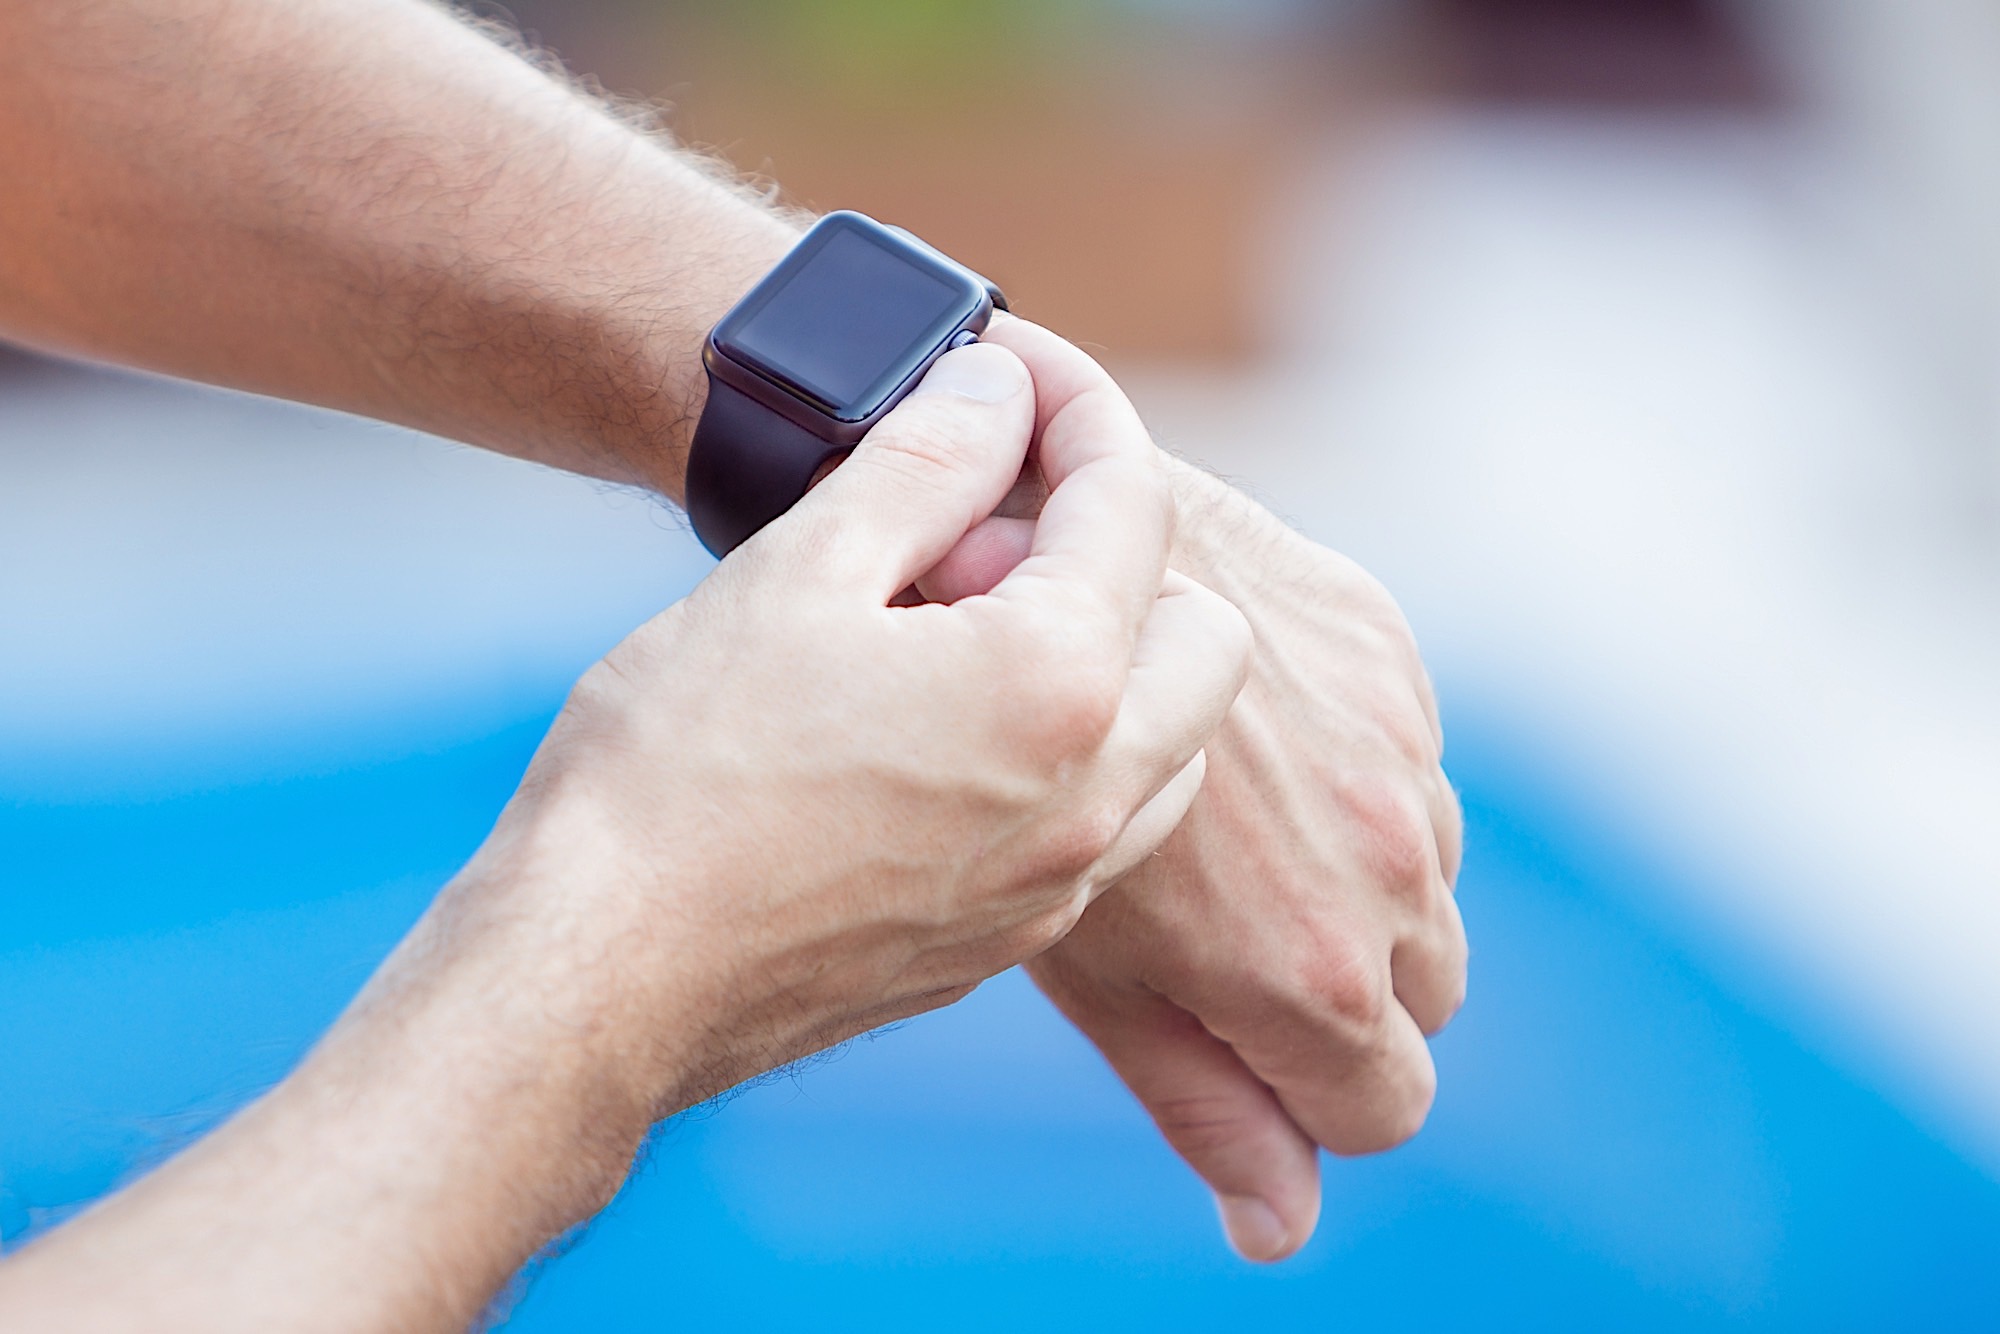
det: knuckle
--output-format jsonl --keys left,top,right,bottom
{"left": 1184, "top": 579, "right": 1255, "bottom": 678}
{"left": 1049, "top": 672, "right": 1124, "bottom": 755}
{"left": 1433, "top": 917, "right": 1472, "bottom": 1027}
{"left": 1276, "top": 921, "right": 1392, "bottom": 1039}
{"left": 1303, "top": 939, "right": 1392, "bottom": 1035}
{"left": 1401, "top": 920, "right": 1470, "bottom": 1036}
{"left": 1434, "top": 779, "right": 1466, "bottom": 880}
{"left": 993, "top": 896, "right": 1087, "bottom": 967}
{"left": 1338, "top": 775, "right": 1438, "bottom": 897}
{"left": 1012, "top": 625, "right": 1124, "bottom": 760}
{"left": 1389, "top": 1052, "right": 1441, "bottom": 1144}
{"left": 1433, "top": 968, "right": 1469, "bottom": 1031}
{"left": 1034, "top": 803, "right": 1125, "bottom": 881}
{"left": 1330, "top": 1054, "right": 1437, "bottom": 1156}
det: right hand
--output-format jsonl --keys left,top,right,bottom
{"left": 432, "top": 341, "right": 1251, "bottom": 1123}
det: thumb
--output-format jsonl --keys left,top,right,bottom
{"left": 1030, "top": 958, "right": 1322, "bottom": 1263}
{"left": 772, "top": 342, "right": 1035, "bottom": 602}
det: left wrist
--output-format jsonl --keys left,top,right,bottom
{"left": 459, "top": 165, "right": 802, "bottom": 509}
{"left": 602, "top": 191, "right": 802, "bottom": 504}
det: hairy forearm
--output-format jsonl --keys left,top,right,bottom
{"left": 0, "top": 0, "right": 797, "bottom": 500}
{"left": 0, "top": 0, "right": 1289, "bottom": 558}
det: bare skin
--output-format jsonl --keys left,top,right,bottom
{"left": 0, "top": 0, "right": 1464, "bottom": 1281}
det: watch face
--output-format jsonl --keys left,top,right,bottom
{"left": 713, "top": 213, "right": 988, "bottom": 423}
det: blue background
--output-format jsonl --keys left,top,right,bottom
{"left": 6, "top": 680, "right": 1996, "bottom": 1330}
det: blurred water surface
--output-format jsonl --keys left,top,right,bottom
{"left": 6, "top": 664, "right": 1998, "bottom": 1329}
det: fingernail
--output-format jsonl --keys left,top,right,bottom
{"left": 1216, "top": 1194, "right": 1290, "bottom": 1262}
{"left": 913, "top": 343, "right": 1022, "bottom": 403}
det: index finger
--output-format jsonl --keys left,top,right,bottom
{"left": 980, "top": 319, "right": 1173, "bottom": 641}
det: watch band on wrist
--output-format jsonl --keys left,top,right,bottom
{"left": 684, "top": 375, "right": 844, "bottom": 560}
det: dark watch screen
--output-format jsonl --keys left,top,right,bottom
{"left": 713, "top": 214, "right": 983, "bottom": 422}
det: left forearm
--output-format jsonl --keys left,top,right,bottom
{"left": 0, "top": 0, "right": 797, "bottom": 501}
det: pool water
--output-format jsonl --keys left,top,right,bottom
{"left": 4, "top": 692, "right": 1997, "bottom": 1331}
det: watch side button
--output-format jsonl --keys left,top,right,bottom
{"left": 946, "top": 329, "right": 981, "bottom": 351}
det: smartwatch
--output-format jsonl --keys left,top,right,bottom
{"left": 685, "top": 210, "right": 1007, "bottom": 557}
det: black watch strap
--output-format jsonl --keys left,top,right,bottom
{"left": 684, "top": 374, "right": 845, "bottom": 558}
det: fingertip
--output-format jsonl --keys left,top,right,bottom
{"left": 1174, "top": 747, "right": 1210, "bottom": 821}
{"left": 1090, "top": 747, "right": 1208, "bottom": 887}
{"left": 1217, "top": 595, "right": 1255, "bottom": 693}
{"left": 1213, "top": 1141, "right": 1321, "bottom": 1263}
{"left": 977, "top": 317, "right": 1117, "bottom": 429}
{"left": 916, "top": 514, "right": 1035, "bottom": 603}
{"left": 1217, "top": 1195, "right": 1291, "bottom": 1263}
{"left": 1158, "top": 571, "right": 1255, "bottom": 695}
{"left": 909, "top": 340, "right": 1029, "bottom": 405}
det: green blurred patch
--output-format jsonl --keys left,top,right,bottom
{"left": 659, "top": 0, "right": 1115, "bottom": 101}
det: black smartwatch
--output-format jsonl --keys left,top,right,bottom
{"left": 685, "top": 210, "right": 1007, "bottom": 557}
